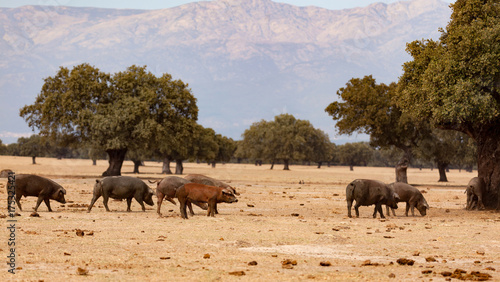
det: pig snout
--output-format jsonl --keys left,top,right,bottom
{"left": 53, "top": 189, "right": 67, "bottom": 204}
{"left": 145, "top": 193, "right": 154, "bottom": 206}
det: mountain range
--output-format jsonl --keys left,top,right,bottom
{"left": 0, "top": 0, "right": 452, "bottom": 144}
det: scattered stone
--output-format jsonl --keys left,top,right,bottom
{"left": 441, "top": 271, "right": 452, "bottom": 277}
{"left": 203, "top": 254, "right": 210, "bottom": 259}
{"left": 413, "top": 251, "right": 420, "bottom": 256}
{"left": 396, "top": 258, "right": 415, "bottom": 266}
{"left": 64, "top": 252, "right": 71, "bottom": 256}
{"left": 422, "top": 270, "right": 433, "bottom": 274}
{"left": 477, "top": 250, "right": 486, "bottom": 255}
{"left": 282, "top": 259, "right": 297, "bottom": 269}
{"left": 160, "top": 257, "right": 171, "bottom": 260}
{"left": 247, "top": 204, "right": 255, "bottom": 207}
{"left": 319, "top": 261, "right": 331, "bottom": 267}
{"left": 229, "top": 271, "right": 246, "bottom": 276}
{"left": 30, "top": 212, "right": 40, "bottom": 217}
{"left": 388, "top": 273, "right": 396, "bottom": 278}
{"left": 485, "top": 267, "right": 496, "bottom": 271}
{"left": 426, "top": 257, "right": 437, "bottom": 262}
{"left": 291, "top": 213, "right": 300, "bottom": 217}
{"left": 446, "top": 209, "right": 450, "bottom": 213}
{"left": 248, "top": 261, "right": 258, "bottom": 266}
{"left": 383, "top": 236, "right": 394, "bottom": 239}
{"left": 77, "top": 267, "right": 88, "bottom": 275}
{"left": 76, "top": 229, "right": 84, "bottom": 237}
{"left": 361, "top": 260, "right": 382, "bottom": 266}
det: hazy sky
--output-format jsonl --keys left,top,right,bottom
{"left": 1, "top": 0, "right": 453, "bottom": 10}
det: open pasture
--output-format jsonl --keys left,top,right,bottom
{"left": 1, "top": 156, "right": 499, "bottom": 281}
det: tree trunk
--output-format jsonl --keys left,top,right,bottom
{"left": 349, "top": 165, "right": 354, "bottom": 171}
{"left": 475, "top": 127, "right": 500, "bottom": 209}
{"left": 317, "top": 162, "right": 322, "bottom": 169}
{"left": 211, "top": 161, "right": 216, "bottom": 168}
{"left": 92, "top": 159, "right": 97, "bottom": 166}
{"left": 102, "top": 148, "right": 127, "bottom": 176}
{"left": 395, "top": 157, "right": 409, "bottom": 183}
{"left": 437, "top": 162, "right": 448, "bottom": 182}
{"left": 283, "top": 159, "right": 290, "bottom": 170}
{"left": 132, "top": 160, "right": 142, "bottom": 174}
{"left": 162, "top": 157, "right": 172, "bottom": 174}
{"left": 270, "top": 160, "right": 275, "bottom": 170}
{"left": 175, "top": 159, "right": 183, "bottom": 175}
{"left": 32, "top": 156, "right": 36, "bottom": 165}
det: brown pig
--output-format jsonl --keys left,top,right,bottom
{"left": 149, "top": 176, "right": 208, "bottom": 217}
{"left": 14, "top": 174, "right": 67, "bottom": 212}
{"left": 176, "top": 183, "right": 238, "bottom": 219}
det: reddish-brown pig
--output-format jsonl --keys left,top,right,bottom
{"left": 176, "top": 183, "right": 238, "bottom": 219}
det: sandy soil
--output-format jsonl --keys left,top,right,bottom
{"left": 1, "top": 155, "right": 499, "bottom": 281}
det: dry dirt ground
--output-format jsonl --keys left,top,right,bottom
{"left": 1, "top": 155, "right": 499, "bottom": 281}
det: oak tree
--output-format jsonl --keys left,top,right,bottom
{"left": 397, "top": 0, "right": 500, "bottom": 208}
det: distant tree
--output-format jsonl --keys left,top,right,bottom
{"left": 303, "top": 128, "right": 335, "bottom": 168}
{"left": 396, "top": 0, "right": 500, "bottom": 208}
{"left": 20, "top": 63, "right": 197, "bottom": 176}
{"left": 414, "top": 130, "right": 472, "bottom": 182}
{"left": 0, "top": 139, "right": 6, "bottom": 155}
{"left": 370, "top": 146, "right": 405, "bottom": 167}
{"left": 209, "top": 134, "right": 236, "bottom": 168}
{"left": 325, "top": 76, "right": 429, "bottom": 181}
{"left": 337, "top": 142, "right": 373, "bottom": 171}
{"left": 240, "top": 114, "right": 333, "bottom": 170}
{"left": 17, "top": 134, "right": 49, "bottom": 164}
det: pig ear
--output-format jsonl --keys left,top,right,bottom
{"left": 222, "top": 189, "right": 233, "bottom": 195}
{"left": 96, "top": 179, "right": 100, "bottom": 184}
{"left": 394, "top": 193, "right": 400, "bottom": 201}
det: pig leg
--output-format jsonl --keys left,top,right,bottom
{"left": 87, "top": 194, "right": 101, "bottom": 212}
{"left": 136, "top": 199, "right": 146, "bottom": 212}
{"left": 354, "top": 202, "right": 361, "bottom": 218}
{"left": 157, "top": 192, "right": 165, "bottom": 216}
{"left": 347, "top": 200, "right": 353, "bottom": 218}
{"left": 374, "top": 203, "right": 385, "bottom": 218}
{"left": 207, "top": 200, "right": 216, "bottom": 217}
{"left": 126, "top": 198, "right": 133, "bottom": 212}
{"left": 178, "top": 197, "right": 188, "bottom": 219}
{"left": 34, "top": 196, "right": 45, "bottom": 212}
{"left": 102, "top": 194, "right": 111, "bottom": 212}
{"left": 44, "top": 198, "right": 53, "bottom": 212}
{"left": 477, "top": 193, "right": 485, "bottom": 210}
{"left": 187, "top": 201, "right": 195, "bottom": 216}
{"left": 405, "top": 202, "right": 411, "bottom": 216}
{"left": 15, "top": 194, "right": 23, "bottom": 211}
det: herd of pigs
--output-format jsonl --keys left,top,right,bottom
{"left": 8, "top": 172, "right": 486, "bottom": 219}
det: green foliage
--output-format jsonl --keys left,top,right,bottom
{"left": 336, "top": 142, "right": 373, "bottom": 169}
{"left": 397, "top": 0, "right": 500, "bottom": 130}
{"left": 325, "top": 75, "right": 426, "bottom": 156}
{"left": 213, "top": 134, "right": 237, "bottom": 164}
{"left": 20, "top": 63, "right": 200, "bottom": 175}
{"left": 238, "top": 114, "right": 332, "bottom": 168}
{"left": 0, "top": 139, "right": 6, "bottom": 155}
{"left": 17, "top": 135, "right": 50, "bottom": 158}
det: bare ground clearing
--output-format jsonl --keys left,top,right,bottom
{"left": 1, "top": 156, "right": 499, "bottom": 281}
